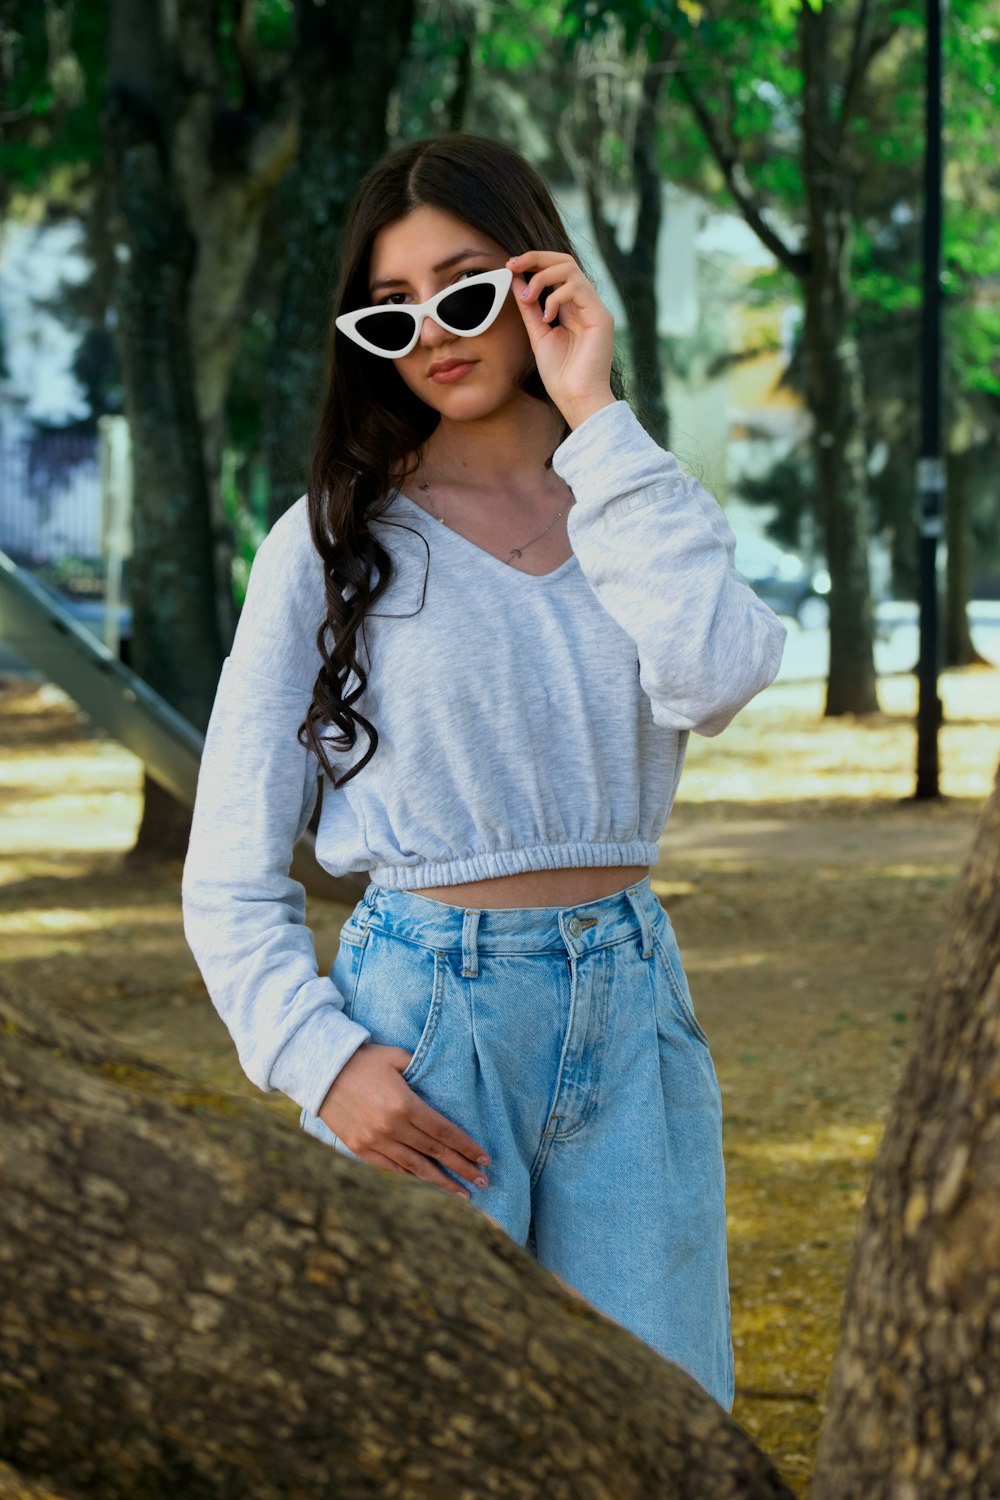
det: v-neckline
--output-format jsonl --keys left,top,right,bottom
{"left": 391, "top": 490, "right": 579, "bottom": 583}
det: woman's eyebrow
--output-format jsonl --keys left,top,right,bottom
{"left": 369, "top": 248, "right": 492, "bottom": 295}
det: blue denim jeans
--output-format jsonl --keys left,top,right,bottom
{"left": 299, "top": 874, "right": 734, "bottom": 1409}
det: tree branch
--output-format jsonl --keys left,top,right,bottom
{"left": 632, "top": 27, "right": 677, "bottom": 266}
{"left": 675, "top": 62, "right": 807, "bottom": 279}
{"left": 579, "top": 70, "right": 628, "bottom": 282}
{"left": 834, "top": 0, "right": 899, "bottom": 159}
{"left": 0, "top": 976, "right": 797, "bottom": 1500}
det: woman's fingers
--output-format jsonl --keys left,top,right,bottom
{"left": 399, "top": 1120, "right": 491, "bottom": 1190}
{"left": 507, "top": 249, "right": 581, "bottom": 275}
{"left": 509, "top": 259, "right": 610, "bottom": 337}
{"left": 380, "top": 1141, "right": 472, "bottom": 1198}
{"left": 364, "top": 1146, "right": 464, "bottom": 1198}
{"left": 511, "top": 259, "right": 592, "bottom": 308}
{"left": 536, "top": 280, "right": 594, "bottom": 324}
{"left": 406, "top": 1089, "right": 491, "bottom": 1174}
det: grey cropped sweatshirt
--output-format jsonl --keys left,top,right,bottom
{"left": 181, "top": 399, "right": 787, "bottom": 1118}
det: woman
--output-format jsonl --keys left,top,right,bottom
{"left": 181, "top": 133, "right": 786, "bottom": 1410}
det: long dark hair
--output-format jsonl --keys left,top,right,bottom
{"left": 297, "top": 132, "right": 628, "bottom": 789}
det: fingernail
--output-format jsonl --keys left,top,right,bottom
{"left": 475, "top": 1175, "right": 488, "bottom": 1189}
{"left": 477, "top": 1155, "right": 490, "bottom": 1167}
{"left": 520, "top": 287, "right": 530, "bottom": 299}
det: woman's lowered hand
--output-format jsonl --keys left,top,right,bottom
{"left": 317, "top": 1042, "right": 491, "bottom": 1201}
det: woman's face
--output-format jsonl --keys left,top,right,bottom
{"left": 365, "top": 204, "right": 533, "bottom": 422}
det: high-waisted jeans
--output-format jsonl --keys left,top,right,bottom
{"left": 299, "top": 874, "right": 734, "bottom": 1409}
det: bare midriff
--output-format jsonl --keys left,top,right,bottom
{"left": 408, "top": 865, "right": 651, "bottom": 910}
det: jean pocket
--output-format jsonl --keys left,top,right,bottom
{"left": 338, "top": 923, "right": 367, "bottom": 949}
{"left": 329, "top": 922, "right": 372, "bottom": 1021}
{"left": 651, "top": 908, "right": 711, "bottom": 1049}
{"left": 349, "top": 931, "right": 444, "bottom": 1087}
{"left": 338, "top": 904, "right": 370, "bottom": 949}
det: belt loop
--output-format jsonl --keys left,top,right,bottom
{"left": 461, "top": 908, "right": 481, "bottom": 978}
{"left": 624, "top": 884, "right": 654, "bottom": 960}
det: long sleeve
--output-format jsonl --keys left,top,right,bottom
{"left": 553, "top": 400, "right": 787, "bottom": 737}
{"left": 181, "top": 498, "right": 371, "bottom": 1116}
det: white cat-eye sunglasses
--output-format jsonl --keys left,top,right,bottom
{"left": 335, "top": 267, "right": 514, "bottom": 359}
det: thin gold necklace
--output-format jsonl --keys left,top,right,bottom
{"left": 415, "top": 477, "right": 572, "bottom": 566}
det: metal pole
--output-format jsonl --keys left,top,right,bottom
{"left": 915, "top": 0, "right": 945, "bottom": 799}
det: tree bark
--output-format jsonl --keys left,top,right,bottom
{"left": 618, "top": 64, "right": 671, "bottom": 450}
{"left": 170, "top": 0, "right": 298, "bottom": 638}
{"left": 103, "top": 0, "right": 300, "bottom": 858}
{"left": 0, "top": 1459, "right": 72, "bottom": 1500}
{"left": 811, "top": 759, "right": 1000, "bottom": 1497}
{"left": 263, "top": 0, "right": 414, "bottom": 528}
{"left": 124, "top": 773, "right": 192, "bottom": 866}
{"left": 568, "top": 29, "right": 675, "bottom": 448}
{"left": 102, "top": 0, "right": 226, "bottom": 736}
{"left": 0, "top": 979, "right": 794, "bottom": 1500}
{"left": 102, "top": 0, "right": 226, "bottom": 862}
{"left": 799, "top": 5, "right": 879, "bottom": 716}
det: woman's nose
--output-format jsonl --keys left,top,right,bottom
{"left": 418, "top": 315, "right": 453, "bottom": 348}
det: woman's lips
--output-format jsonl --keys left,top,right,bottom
{"left": 429, "top": 360, "right": 477, "bottom": 383}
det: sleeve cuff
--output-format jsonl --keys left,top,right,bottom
{"left": 267, "top": 1002, "right": 372, "bottom": 1117}
{"left": 552, "top": 400, "right": 667, "bottom": 506}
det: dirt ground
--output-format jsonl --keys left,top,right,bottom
{"left": 2, "top": 658, "right": 998, "bottom": 1494}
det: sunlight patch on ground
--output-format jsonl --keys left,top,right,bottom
{"left": 1, "top": 801, "right": 138, "bottom": 853}
{"left": 0, "top": 905, "right": 178, "bottom": 936}
{"left": 681, "top": 667, "right": 1000, "bottom": 805}
{"left": 0, "top": 745, "right": 141, "bottom": 787}
{"left": 687, "top": 950, "right": 774, "bottom": 973}
{"left": 0, "top": 855, "right": 127, "bottom": 887}
{"left": 735, "top": 1122, "right": 880, "bottom": 1167}
{"left": 649, "top": 878, "right": 698, "bottom": 898}
{"left": 816, "top": 862, "right": 960, "bottom": 881}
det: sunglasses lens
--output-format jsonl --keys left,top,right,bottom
{"left": 353, "top": 309, "right": 416, "bottom": 353}
{"left": 438, "top": 280, "right": 499, "bottom": 331}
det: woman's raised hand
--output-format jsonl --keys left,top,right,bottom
{"left": 506, "top": 250, "right": 617, "bottom": 431}
{"left": 317, "top": 1042, "right": 491, "bottom": 1200}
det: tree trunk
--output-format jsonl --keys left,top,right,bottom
{"left": 0, "top": 1459, "right": 72, "bottom": 1500}
{"left": 169, "top": 0, "right": 299, "bottom": 654}
{"left": 799, "top": 6, "right": 879, "bottom": 717}
{"left": 0, "top": 977, "right": 793, "bottom": 1500}
{"left": 569, "top": 29, "right": 675, "bottom": 449}
{"left": 944, "top": 446, "right": 986, "bottom": 667}
{"left": 102, "top": 0, "right": 227, "bottom": 743}
{"left": 676, "top": 4, "right": 889, "bottom": 717}
{"left": 811, "top": 759, "right": 1000, "bottom": 1497}
{"left": 125, "top": 772, "right": 193, "bottom": 867}
{"left": 263, "top": 0, "right": 414, "bottom": 529}
{"left": 103, "top": 0, "right": 305, "bottom": 859}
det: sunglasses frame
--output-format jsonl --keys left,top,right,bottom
{"left": 335, "top": 267, "right": 514, "bottom": 359}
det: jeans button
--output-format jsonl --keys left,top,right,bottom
{"left": 568, "top": 916, "right": 582, "bottom": 936}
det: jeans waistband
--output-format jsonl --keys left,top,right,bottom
{"left": 353, "top": 874, "right": 660, "bottom": 974}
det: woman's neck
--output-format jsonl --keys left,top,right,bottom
{"left": 421, "top": 394, "right": 567, "bottom": 490}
